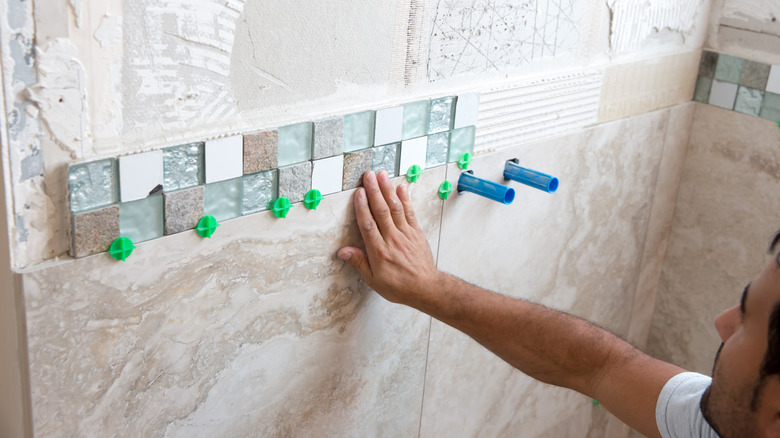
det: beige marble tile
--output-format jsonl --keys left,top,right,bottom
{"left": 21, "top": 167, "right": 446, "bottom": 437}
{"left": 646, "top": 103, "right": 780, "bottom": 374}
{"left": 598, "top": 51, "right": 699, "bottom": 124}
{"left": 419, "top": 109, "right": 672, "bottom": 437}
{"left": 626, "top": 102, "right": 695, "bottom": 349}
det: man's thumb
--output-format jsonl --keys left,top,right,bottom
{"left": 337, "top": 247, "right": 371, "bottom": 279}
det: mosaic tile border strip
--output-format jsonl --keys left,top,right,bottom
{"left": 693, "top": 50, "right": 780, "bottom": 123}
{"left": 68, "top": 94, "right": 480, "bottom": 259}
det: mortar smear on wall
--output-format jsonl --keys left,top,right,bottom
{"left": 607, "top": 0, "right": 705, "bottom": 55}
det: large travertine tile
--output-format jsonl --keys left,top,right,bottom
{"left": 626, "top": 102, "right": 695, "bottom": 349}
{"left": 646, "top": 104, "right": 780, "bottom": 375}
{"left": 21, "top": 167, "right": 446, "bottom": 438}
{"left": 419, "top": 109, "right": 672, "bottom": 437}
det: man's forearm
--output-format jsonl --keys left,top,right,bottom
{"left": 410, "top": 272, "right": 637, "bottom": 396}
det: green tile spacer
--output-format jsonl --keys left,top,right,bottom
{"left": 438, "top": 180, "right": 453, "bottom": 200}
{"left": 109, "top": 237, "right": 136, "bottom": 261}
{"left": 457, "top": 152, "right": 473, "bottom": 170}
{"left": 196, "top": 215, "right": 220, "bottom": 238}
{"left": 272, "top": 197, "right": 292, "bottom": 218}
{"left": 592, "top": 399, "right": 600, "bottom": 406}
{"left": 304, "top": 189, "right": 323, "bottom": 210}
{"left": 406, "top": 164, "right": 422, "bottom": 183}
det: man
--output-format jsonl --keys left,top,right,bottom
{"left": 337, "top": 170, "right": 780, "bottom": 438}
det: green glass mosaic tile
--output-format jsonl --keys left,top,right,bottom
{"left": 343, "top": 110, "right": 375, "bottom": 152}
{"left": 278, "top": 122, "right": 313, "bottom": 167}
{"left": 402, "top": 100, "right": 430, "bottom": 140}
{"left": 372, "top": 143, "right": 399, "bottom": 177}
{"left": 163, "top": 142, "right": 204, "bottom": 192}
{"left": 119, "top": 194, "right": 164, "bottom": 243}
{"left": 204, "top": 177, "right": 243, "bottom": 222}
{"left": 243, "top": 170, "right": 277, "bottom": 215}
{"left": 759, "top": 92, "right": 780, "bottom": 122}
{"left": 69, "top": 158, "right": 118, "bottom": 213}
{"left": 428, "top": 97, "right": 456, "bottom": 134}
{"left": 714, "top": 54, "right": 744, "bottom": 83}
{"left": 734, "top": 86, "right": 764, "bottom": 117}
{"left": 448, "top": 126, "right": 476, "bottom": 162}
{"left": 426, "top": 132, "right": 450, "bottom": 168}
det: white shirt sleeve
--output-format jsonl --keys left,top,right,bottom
{"left": 655, "top": 372, "right": 720, "bottom": 438}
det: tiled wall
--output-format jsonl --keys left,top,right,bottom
{"left": 693, "top": 50, "right": 780, "bottom": 123}
{"left": 68, "top": 95, "right": 479, "bottom": 259}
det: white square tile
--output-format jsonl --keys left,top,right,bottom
{"left": 399, "top": 137, "right": 427, "bottom": 176}
{"left": 119, "top": 150, "right": 163, "bottom": 202}
{"left": 453, "top": 93, "right": 480, "bottom": 129}
{"left": 205, "top": 135, "right": 243, "bottom": 183}
{"left": 766, "top": 65, "right": 780, "bottom": 94}
{"left": 311, "top": 155, "right": 344, "bottom": 195}
{"left": 374, "top": 106, "right": 404, "bottom": 146}
{"left": 709, "top": 80, "right": 738, "bottom": 110}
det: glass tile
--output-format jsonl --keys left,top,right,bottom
{"left": 163, "top": 142, "right": 203, "bottom": 192}
{"left": 278, "top": 122, "right": 313, "bottom": 167}
{"left": 714, "top": 54, "right": 744, "bottom": 83}
{"left": 453, "top": 93, "right": 480, "bottom": 129}
{"left": 402, "top": 100, "right": 430, "bottom": 140}
{"left": 709, "top": 80, "right": 738, "bottom": 110}
{"left": 693, "top": 76, "right": 712, "bottom": 103}
{"left": 119, "top": 194, "right": 164, "bottom": 243}
{"left": 204, "top": 178, "right": 243, "bottom": 222}
{"left": 759, "top": 92, "right": 780, "bottom": 122}
{"left": 428, "top": 97, "right": 456, "bottom": 134}
{"left": 448, "top": 126, "right": 476, "bottom": 162}
{"left": 69, "top": 158, "right": 118, "bottom": 213}
{"left": 734, "top": 86, "right": 764, "bottom": 116}
{"left": 372, "top": 143, "right": 399, "bottom": 178}
{"left": 426, "top": 132, "right": 450, "bottom": 168}
{"left": 698, "top": 51, "right": 718, "bottom": 78}
{"left": 740, "top": 60, "right": 771, "bottom": 90}
{"left": 343, "top": 110, "right": 375, "bottom": 152}
{"left": 243, "top": 170, "right": 277, "bottom": 215}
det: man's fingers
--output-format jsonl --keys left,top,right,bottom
{"left": 397, "top": 184, "right": 421, "bottom": 230}
{"left": 337, "top": 247, "right": 372, "bottom": 281}
{"left": 354, "top": 187, "right": 385, "bottom": 251}
{"left": 362, "top": 171, "right": 396, "bottom": 235}
{"left": 377, "top": 171, "right": 408, "bottom": 230}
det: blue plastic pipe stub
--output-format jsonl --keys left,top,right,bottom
{"left": 503, "top": 159, "right": 559, "bottom": 193}
{"left": 457, "top": 171, "right": 515, "bottom": 205}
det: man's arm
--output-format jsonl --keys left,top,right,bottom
{"left": 337, "top": 171, "right": 686, "bottom": 438}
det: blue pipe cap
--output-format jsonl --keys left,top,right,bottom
{"left": 503, "top": 159, "right": 559, "bottom": 193}
{"left": 457, "top": 171, "right": 515, "bottom": 205}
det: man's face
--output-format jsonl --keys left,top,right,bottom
{"left": 702, "top": 257, "right": 780, "bottom": 437}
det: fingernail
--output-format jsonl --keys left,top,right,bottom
{"left": 365, "top": 171, "right": 376, "bottom": 183}
{"left": 356, "top": 188, "right": 365, "bottom": 199}
{"left": 338, "top": 251, "right": 352, "bottom": 260}
{"left": 377, "top": 171, "right": 387, "bottom": 181}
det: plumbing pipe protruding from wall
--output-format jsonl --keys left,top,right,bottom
{"left": 503, "top": 159, "right": 559, "bottom": 193}
{"left": 457, "top": 171, "right": 515, "bottom": 205}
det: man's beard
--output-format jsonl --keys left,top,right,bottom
{"left": 700, "top": 343, "right": 725, "bottom": 436}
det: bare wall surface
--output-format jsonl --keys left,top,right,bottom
{"left": 646, "top": 103, "right": 780, "bottom": 375}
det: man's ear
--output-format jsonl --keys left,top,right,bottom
{"left": 764, "top": 377, "right": 780, "bottom": 438}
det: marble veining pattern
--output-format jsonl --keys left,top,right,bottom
{"left": 23, "top": 167, "right": 446, "bottom": 438}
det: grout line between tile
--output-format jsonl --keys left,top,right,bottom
{"left": 416, "top": 165, "right": 449, "bottom": 438}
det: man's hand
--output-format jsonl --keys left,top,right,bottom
{"left": 337, "top": 170, "right": 442, "bottom": 307}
